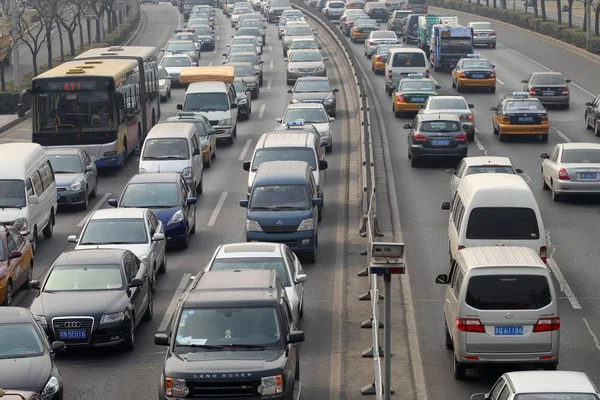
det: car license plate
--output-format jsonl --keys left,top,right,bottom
{"left": 382, "top": 40, "right": 396, "bottom": 44}
{"left": 431, "top": 139, "right": 449, "bottom": 146}
{"left": 57, "top": 193, "right": 60, "bottom": 199}
{"left": 303, "top": 74, "right": 312, "bottom": 77}
{"left": 579, "top": 172, "right": 598, "bottom": 179}
{"left": 59, "top": 329, "right": 87, "bottom": 339}
{"left": 543, "top": 91, "right": 554, "bottom": 96}
{"left": 494, "top": 326, "right": 523, "bottom": 336}
{"left": 518, "top": 116, "right": 533, "bottom": 123}
{"left": 412, "top": 97, "right": 424, "bottom": 102}
{"left": 471, "top": 74, "right": 485, "bottom": 79}
{"left": 171, "top": 77, "right": 179, "bottom": 82}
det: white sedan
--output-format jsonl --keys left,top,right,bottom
{"left": 541, "top": 142, "right": 600, "bottom": 202}
{"left": 447, "top": 156, "right": 523, "bottom": 198}
{"left": 68, "top": 208, "right": 167, "bottom": 292}
{"left": 278, "top": 103, "right": 334, "bottom": 152}
{"left": 203, "top": 242, "right": 307, "bottom": 326}
{"left": 158, "top": 66, "right": 172, "bottom": 102}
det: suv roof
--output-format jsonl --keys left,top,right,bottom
{"left": 504, "top": 371, "right": 598, "bottom": 394}
{"left": 215, "top": 242, "right": 285, "bottom": 259}
{"left": 254, "top": 160, "right": 313, "bottom": 186}
{"left": 257, "top": 132, "right": 318, "bottom": 148}
{"left": 457, "top": 247, "right": 547, "bottom": 270}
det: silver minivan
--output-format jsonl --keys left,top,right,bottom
{"left": 435, "top": 246, "right": 560, "bottom": 380}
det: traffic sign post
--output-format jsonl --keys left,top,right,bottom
{"left": 369, "top": 242, "right": 405, "bottom": 400}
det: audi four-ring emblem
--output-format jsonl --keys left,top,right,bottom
{"left": 63, "top": 321, "right": 82, "bottom": 328}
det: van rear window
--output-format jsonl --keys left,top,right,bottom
{"left": 392, "top": 52, "right": 426, "bottom": 67}
{"left": 466, "top": 275, "right": 551, "bottom": 310}
{"left": 466, "top": 207, "right": 539, "bottom": 240}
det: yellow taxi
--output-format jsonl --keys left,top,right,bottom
{"left": 346, "top": 0, "right": 366, "bottom": 9}
{"left": 164, "top": 112, "right": 218, "bottom": 167}
{"left": 491, "top": 92, "right": 549, "bottom": 142}
{"left": 351, "top": 18, "right": 379, "bottom": 42}
{"left": 371, "top": 43, "right": 402, "bottom": 74}
{"left": 451, "top": 54, "right": 496, "bottom": 93}
{"left": 0, "top": 225, "right": 34, "bottom": 306}
{"left": 392, "top": 74, "right": 440, "bottom": 117}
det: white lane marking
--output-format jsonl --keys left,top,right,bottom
{"left": 496, "top": 78, "right": 505, "bottom": 85}
{"left": 268, "top": 45, "right": 273, "bottom": 52}
{"left": 76, "top": 193, "right": 111, "bottom": 228}
{"left": 554, "top": 128, "right": 572, "bottom": 143}
{"left": 497, "top": 43, "right": 594, "bottom": 97}
{"left": 267, "top": 79, "right": 272, "bottom": 90}
{"left": 238, "top": 139, "right": 252, "bottom": 161}
{"left": 582, "top": 318, "right": 600, "bottom": 351}
{"left": 258, "top": 104, "right": 266, "bottom": 118}
{"left": 207, "top": 191, "right": 228, "bottom": 227}
{"left": 474, "top": 134, "right": 488, "bottom": 156}
{"left": 269, "top": 60, "right": 274, "bottom": 69}
{"left": 429, "top": 76, "right": 439, "bottom": 86}
{"left": 546, "top": 230, "right": 582, "bottom": 309}
{"left": 209, "top": 61, "right": 213, "bottom": 66}
{"left": 158, "top": 273, "right": 192, "bottom": 332}
{"left": 216, "top": 34, "right": 220, "bottom": 41}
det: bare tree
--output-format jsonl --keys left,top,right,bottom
{"left": 567, "top": 0, "right": 574, "bottom": 27}
{"left": 0, "top": 7, "right": 25, "bottom": 90}
{"left": 595, "top": 0, "right": 600, "bottom": 34}
{"left": 103, "top": 0, "right": 117, "bottom": 34}
{"left": 557, "top": 0, "right": 563, "bottom": 23}
{"left": 85, "top": 0, "right": 105, "bottom": 42}
{"left": 21, "top": 0, "right": 61, "bottom": 70}
{"left": 17, "top": 11, "right": 45, "bottom": 75}
{"left": 541, "top": 0, "right": 547, "bottom": 20}
{"left": 56, "top": 0, "right": 83, "bottom": 56}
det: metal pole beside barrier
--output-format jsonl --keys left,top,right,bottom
{"left": 383, "top": 273, "right": 391, "bottom": 400}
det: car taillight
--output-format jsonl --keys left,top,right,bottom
{"left": 459, "top": 72, "right": 467, "bottom": 78}
{"left": 375, "top": 55, "right": 382, "bottom": 62}
{"left": 369, "top": 41, "right": 376, "bottom": 46}
{"left": 456, "top": 318, "right": 485, "bottom": 333}
{"left": 558, "top": 168, "right": 570, "bottom": 180}
{"left": 347, "top": 22, "right": 352, "bottom": 27}
{"left": 529, "top": 88, "right": 536, "bottom": 96}
{"left": 541, "top": 115, "right": 548, "bottom": 121}
{"left": 473, "top": 32, "right": 479, "bottom": 36}
{"left": 561, "top": 88, "right": 569, "bottom": 95}
{"left": 458, "top": 245, "right": 465, "bottom": 250}
{"left": 425, "top": 69, "right": 429, "bottom": 78}
{"left": 396, "top": 94, "right": 405, "bottom": 103}
{"left": 459, "top": 114, "right": 472, "bottom": 121}
{"left": 413, "top": 133, "right": 426, "bottom": 142}
{"left": 533, "top": 317, "right": 560, "bottom": 332}
{"left": 388, "top": 70, "right": 392, "bottom": 79}
{"left": 489, "top": 32, "right": 496, "bottom": 36}
{"left": 539, "top": 246, "right": 547, "bottom": 263}
{"left": 490, "top": 71, "right": 496, "bottom": 78}
{"left": 455, "top": 133, "right": 467, "bottom": 142}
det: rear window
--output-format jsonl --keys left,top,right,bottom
{"left": 531, "top": 74, "right": 566, "bottom": 85}
{"left": 329, "top": 2, "right": 345, "bottom": 7}
{"left": 466, "top": 207, "right": 540, "bottom": 240}
{"left": 440, "top": 38, "right": 472, "bottom": 54}
{"left": 465, "top": 275, "right": 551, "bottom": 310}
{"left": 560, "top": 149, "right": 600, "bottom": 164}
{"left": 392, "top": 52, "right": 426, "bottom": 67}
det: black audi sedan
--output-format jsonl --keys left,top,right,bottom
{"left": 29, "top": 249, "right": 153, "bottom": 352}
{"left": 0, "top": 307, "right": 65, "bottom": 400}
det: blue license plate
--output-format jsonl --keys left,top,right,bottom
{"left": 471, "top": 74, "right": 485, "bottom": 79}
{"left": 494, "top": 326, "right": 523, "bottom": 336}
{"left": 543, "top": 91, "right": 554, "bottom": 96}
{"left": 303, "top": 74, "right": 312, "bottom": 77}
{"left": 579, "top": 172, "right": 598, "bottom": 179}
{"left": 59, "top": 329, "right": 87, "bottom": 339}
{"left": 57, "top": 194, "right": 60, "bottom": 199}
{"left": 431, "top": 139, "right": 449, "bottom": 146}
{"left": 171, "top": 77, "right": 179, "bottom": 82}
{"left": 412, "top": 97, "right": 424, "bottom": 102}
{"left": 518, "top": 116, "right": 534, "bottom": 123}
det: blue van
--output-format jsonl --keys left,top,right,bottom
{"left": 240, "top": 160, "right": 322, "bottom": 262}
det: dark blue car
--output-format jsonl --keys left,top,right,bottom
{"left": 108, "top": 173, "right": 197, "bottom": 249}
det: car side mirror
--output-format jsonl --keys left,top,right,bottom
{"left": 312, "top": 198, "right": 323, "bottom": 207}
{"left": 129, "top": 278, "right": 144, "bottom": 287}
{"left": 470, "top": 394, "right": 487, "bottom": 400}
{"left": 287, "top": 89, "right": 292, "bottom": 93}
{"left": 239, "top": 199, "right": 249, "bottom": 207}
{"left": 333, "top": 88, "right": 339, "bottom": 93}
{"left": 403, "top": 124, "right": 411, "bottom": 129}
{"left": 116, "top": 92, "right": 125, "bottom": 110}
{"left": 51, "top": 341, "right": 66, "bottom": 353}
{"left": 177, "top": 104, "right": 183, "bottom": 110}
{"left": 254, "top": 71, "right": 261, "bottom": 75}
{"left": 259, "top": 60, "right": 264, "bottom": 64}
{"left": 489, "top": 106, "right": 496, "bottom": 111}
{"left": 187, "top": 197, "right": 197, "bottom": 205}
{"left": 318, "top": 160, "right": 328, "bottom": 170}
{"left": 29, "top": 280, "right": 40, "bottom": 290}
{"left": 318, "top": 45, "right": 322, "bottom": 49}
{"left": 223, "top": 53, "right": 228, "bottom": 56}
{"left": 152, "top": 232, "right": 166, "bottom": 241}
{"left": 323, "top": 56, "right": 329, "bottom": 61}
{"left": 585, "top": 101, "right": 592, "bottom": 106}
{"left": 283, "top": 58, "right": 288, "bottom": 62}
{"left": 154, "top": 333, "right": 170, "bottom": 346}
{"left": 491, "top": 64, "right": 495, "bottom": 68}
{"left": 209, "top": 129, "right": 216, "bottom": 135}
{"left": 515, "top": 168, "right": 524, "bottom": 173}
{"left": 193, "top": 148, "right": 201, "bottom": 156}
{"left": 445, "top": 168, "right": 456, "bottom": 175}
{"left": 28, "top": 195, "right": 39, "bottom": 205}
{"left": 192, "top": 62, "right": 198, "bottom": 66}
{"left": 468, "top": 104, "right": 474, "bottom": 108}
{"left": 295, "top": 273, "right": 307, "bottom": 283}
{"left": 435, "top": 85, "right": 441, "bottom": 90}
{"left": 313, "top": 32, "right": 318, "bottom": 35}
{"left": 276, "top": 117, "right": 283, "bottom": 123}
{"left": 288, "top": 330, "right": 305, "bottom": 343}
{"left": 9, "top": 250, "right": 22, "bottom": 259}
{"left": 108, "top": 199, "right": 117, "bottom": 208}
{"left": 84, "top": 165, "right": 94, "bottom": 172}
{"left": 320, "top": 141, "right": 328, "bottom": 147}
{"left": 462, "top": 124, "right": 470, "bottom": 130}
{"left": 540, "top": 152, "right": 550, "bottom": 159}
{"left": 226, "top": 44, "right": 230, "bottom": 47}
{"left": 440, "top": 201, "right": 451, "bottom": 210}
{"left": 565, "top": 79, "right": 571, "bottom": 83}
{"left": 329, "top": 116, "right": 335, "bottom": 122}
{"left": 243, "top": 161, "right": 251, "bottom": 171}
{"left": 435, "top": 274, "right": 448, "bottom": 284}
{"left": 160, "top": 48, "right": 165, "bottom": 52}
{"left": 521, "top": 79, "right": 527, "bottom": 83}
{"left": 67, "top": 235, "right": 78, "bottom": 243}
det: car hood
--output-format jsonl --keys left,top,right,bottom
{"left": 74, "top": 243, "right": 150, "bottom": 258}
{"left": 139, "top": 159, "right": 191, "bottom": 174}
{"left": 0, "top": 355, "right": 52, "bottom": 391}
{"left": 0, "top": 208, "right": 26, "bottom": 224}
{"left": 55, "top": 172, "right": 85, "bottom": 187}
{"left": 31, "top": 290, "right": 125, "bottom": 319}
{"left": 163, "top": 66, "right": 188, "bottom": 75}
{"left": 292, "top": 92, "right": 333, "bottom": 102}
{"left": 240, "top": 75, "right": 259, "bottom": 84}
{"left": 282, "top": 121, "right": 329, "bottom": 134}
{"left": 288, "top": 61, "right": 324, "bottom": 69}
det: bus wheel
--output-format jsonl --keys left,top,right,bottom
{"left": 118, "top": 142, "right": 127, "bottom": 170}
{"left": 152, "top": 110, "right": 156, "bottom": 127}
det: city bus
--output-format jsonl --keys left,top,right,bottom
{"left": 18, "top": 46, "right": 160, "bottom": 169}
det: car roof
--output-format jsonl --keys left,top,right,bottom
{"left": 55, "top": 249, "right": 128, "bottom": 265}
{"left": 229, "top": 52, "right": 258, "bottom": 57}
{"left": 287, "top": 102, "right": 327, "bottom": 109}
{"left": 458, "top": 247, "right": 547, "bottom": 270}
{"left": 188, "top": 81, "right": 227, "bottom": 92}
{"left": 0, "top": 307, "right": 35, "bottom": 324}
{"left": 418, "top": 113, "right": 461, "bottom": 121}
{"left": 258, "top": 132, "right": 317, "bottom": 148}
{"left": 128, "top": 173, "right": 181, "bottom": 184}
{"left": 215, "top": 243, "right": 284, "bottom": 259}
{"left": 254, "top": 160, "right": 312, "bottom": 185}
{"left": 458, "top": 174, "right": 533, "bottom": 203}
{"left": 162, "top": 53, "right": 192, "bottom": 59}
{"left": 531, "top": 71, "right": 564, "bottom": 77}
{"left": 295, "top": 76, "right": 329, "bottom": 82}
{"left": 167, "top": 40, "right": 195, "bottom": 44}
{"left": 558, "top": 142, "right": 600, "bottom": 151}
{"left": 461, "top": 156, "right": 514, "bottom": 166}
{"left": 90, "top": 207, "right": 148, "bottom": 220}
{"left": 429, "top": 95, "right": 466, "bottom": 101}
{"left": 290, "top": 37, "right": 317, "bottom": 42}
{"left": 232, "top": 35, "right": 258, "bottom": 40}
{"left": 506, "top": 371, "right": 598, "bottom": 394}
{"left": 228, "top": 62, "right": 254, "bottom": 68}
{"left": 146, "top": 122, "right": 196, "bottom": 136}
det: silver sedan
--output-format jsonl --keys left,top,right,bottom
{"left": 285, "top": 49, "right": 328, "bottom": 85}
{"left": 363, "top": 30, "right": 399, "bottom": 58}
{"left": 419, "top": 95, "right": 476, "bottom": 141}
{"left": 541, "top": 142, "right": 600, "bottom": 202}
{"left": 467, "top": 21, "right": 497, "bottom": 48}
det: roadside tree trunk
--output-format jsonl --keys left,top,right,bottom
{"left": 568, "top": 0, "right": 574, "bottom": 27}
{"left": 541, "top": 0, "right": 547, "bottom": 20}
{"left": 56, "top": 19, "right": 64, "bottom": 61}
{"left": 557, "top": 0, "right": 562, "bottom": 23}
{"left": 595, "top": 3, "right": 600, "bottom": 34}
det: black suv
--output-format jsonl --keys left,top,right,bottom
{"left": 155, "top": 270, "right": 304, "bottom": 399}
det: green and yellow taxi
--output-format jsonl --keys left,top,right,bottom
{"left": 392, "top": 74, "right": 440, "bottom": 117}
{"left": 490, "top": 92, "right": 549, "bottom": 142}
{"left": 351, "top": 18, "right": 379, "bottom": 42}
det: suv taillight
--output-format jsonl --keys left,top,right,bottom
{"left": 533, "top": 317, "right": 560, "bottom": 332}
{"left": 539, "top": 246, "right": 547, "bottom": 264}
{"left": 456, "top": 318, "right": 485, "bottom": 333}
{"left": 425, "top": 69, "right": 430, "bottom": 78}
{"left": 529, "top": 88, "right": 536, "bottom": 96}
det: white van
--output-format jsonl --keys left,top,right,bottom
{"left": 0, "top": 143, "right": 57, "bottom": 253}
{"left": 139, "top": 123, "right": 204, "bottom": 194}
{"left": 177, "top": 81, "right": 238, "bottom": 144}
{"left": 384, "top": 48, "right": 429, "bottom": 95}
{"left": 441, "top": 174, "right": 547, "bottom": 263}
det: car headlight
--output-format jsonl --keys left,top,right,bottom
{"left": 246, "top": 219, "right": 263, "bottom": 232}
{"left": 70, "top": 181, "right": 83, "bottom": 191}
{"left": 258, "top": 375, "right": 283, "bottom": 395}
{"left": 246, "top": 81, "right": 257, "bottom": 87}
{"left": 139, "top": 168, "right": 147, "bottom": 173}
{"left": 100, "top": 312, "right": 125, "bottom": 325}
{"left": 297, "top": 218, "right": 314, "bottom": 231}
{"left": 42, "top": 376, "right": 60, "bottom": 397}
{"left": 316, "top": 64, "right": 325, "bottom": 72}
{"left": 238, "top": 98, "right": 248, "bottom": 104}
{"left": 324, "top": 98, "right": 335, "bottom": 104}
{"left": 165, "top": 377, "right": 189, "bottom": 397}
{"left": 288, "top": 67, "right": 299, "bottom": 73}
{"left": 33, "top": 314, "right": 47, "bottom": 329}
{"left": 182, "top": 167, "right": 193, "bottom": 178}
{"left": 104, "top": 150, "right": 117, "bottom": 157}
{"left": 168, "top": 210, "right": 185, "bottom": 225}
{"left": 219, "top": 118, "right": 231, "bottom": 126}
{"left": 13, "top": 217, "right": 28, "bottom": 232}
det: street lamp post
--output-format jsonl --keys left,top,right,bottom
{"left": 10, "top": 0, "right": 19, "bottom": 88}
{"left": 586, "top": 0, "right": 591, "bottom": 51}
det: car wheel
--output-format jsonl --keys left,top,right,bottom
{"left": 197, "top": 177, "right": 203, "bottom": 195}
{"left": 451, "top": 79, "right": 456, "bottom": 88}
{"left": 585, "top": 113, "right": 591, "bottom": 129}
{"left": 158, "top": 254, "right": 167, "bottom": 274}
{"left": 150, "top": 266, "right": 156, "bottom": 292}
{"left": 2, "top": 280, "right": 12, "bottom": 306}
{"left": 468, "top": 132, "right": 474, "bottom": 142}
{"left": 143, "top": 290, "right": 154, "bottom": 321}
{"left": 80, "top": 187, "right": 89, "bottom": 210}
{"left": 493, "top": 125, "right": 499, "bottom": 135}
{"left": 498, "top": 132, "right": 505, "bottom": 142}
{"left": 542, "top": 172, "right": 550, "bottom": 190}
{"left": 594, "top": 120, "right": 600, "bottom": 137}
{"left": 43, "top": 213, "right": 54, "bottom": 238}
{"left": 168, "top": 89, "right": 171, "bottom": 98}
{"left": 453, "top": 357, "right": 466, "bottom": 380}
{"left": 122, "top": 318, "right": 136, "bottom": 351}
{"left": 90, "top": 179, "right": 98, "bottom": 198}
{"left": 445, "top": 323, "right": 454, "bottom": 350}
{"left": 204, "top": 155, "right": 212, "bottom": 169}
{"left": 326, "top": 143, "right": 332, "bottom": 153}
{"left": 23, "top": 262, "right": 33, "bottom": 288}
{"left": 551, "top": 182, "right": 562, "bottom": 202}
{"left": 306, "top": 243, "right": 317, "bottom": 263}
{"left": 491, "top": 42, "right": 496, "bottom": 49}
{"left": 410, "top": 157, "right": 418, "bottom": 167}
{"left": 31, "top": 227, "right": 38, "bottom": 255}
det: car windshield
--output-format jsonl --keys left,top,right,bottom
{"left": 231, "top": 55, "right": 258, "bottom": 64}
{"left": 420, "top": 121, "right": 461, "bottom": 132}
{"left": 561, "top": 149, "right": 600, "bottom": 163}
{"left": 531, "top": 74, "right": 566, "bottom": 85}
{"left": 466, "top": 275, "right": 551, "bottom": 310}
{"left": 291, "top": 40, "right": 317, "bottom": 49}
{"left": 504, "top": 100, "right": 544, "bottom": 111}
{"left": 372, "top": 31, "right": 396, "bottom": 38}
{"left": 175, "top": 34, "right": 196, "bottom": 41}
{"left": 158, "top": 67, "right": 169, "bottom": 79}
{"left": 399, "top": 81, "right": 435, "bottom": 91}
{"left": 233, "top": 81, "right": 245, "bottom": 93}
{"left": 48, "top": 155, "right": 83, "bottom": 173}
{"left": 175, "top": 307, "right": 283, "bottom": 350}
{"left": 287, "top": 26, "right": 313, "bottom": 35}
{"left": 283, "top": 108, "right": 328, "bottom": 123}
{"left": 470, "top": 22, "right": 493, "bottom": 30}
{"left": 234, "top": 65, "right": 255, "bottom": 76}
{"left": 195, "top": 26, "right": 211, "bottom": 34}
{"left": 142, "top": 138, "right": 190, "bottom": 160}
{"left": 250, "top": 184, "right": 311, "bottom": 209}
{"left": 237, "top": 28, "right": 260, "bottom": 36}
{"left": 252, "top": 148, "right": 317, "bottom": 170}
{"left": 0, "top": 180, "right": 26, "bottom": 208}
{"left": 427, "top": 98, "right": 467, "bottom": 110}
{"left": 240, "top": 21, "right": 262, "bottom": 28}
{"left": 184, "top": 92, "right": 229, "bottom": 112}
{"left": 0, "top": 324, "right": 44, "bottom": 359}
{"left": 349, "top": 15, "right": 368, "bottom": 21}
{"left": 356, "top": 20, "right": 378, "bottom": 27}
{"left": 466, "top": 207, "right": 539, "bottom": 240}
{"left": 166, "top": 42, "right": 195, "bottom": 52}
{"left": 44, "top": 264, "right": 125, "bottom": 291}
{"left": 79, "top": 218, "right": 148, "bottom": 245}
{"left": 329, "top": 2, "right": 345, "bottom": 7}
{"left": 465, "top": 165, "right": 515, "bottom": 175}
{"left": 232, "top": 38, "right": 256, "bottom": 45}
{"left": 121, "top": 183, "right": 181, "bottom": 208}
{"left": 515, "top": 395, "right": 600, "bottom": 400}
{"left": 462, "top": 60, "right": 493, "bottom": 69}
{"left": 211, "top": 258, "right": 291, "bottom": 286}
{"left": 295, "top": 79, "right": 331, "bottom": 92}
{"left": 290, "top": 52, "right": 322, "bottom": 62}
{"left": 161, "top": 57, "right": 192, "bottom": 67}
